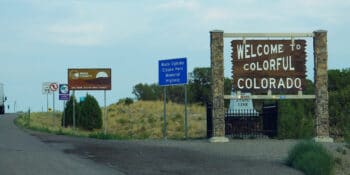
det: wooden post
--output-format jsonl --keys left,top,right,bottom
{"left": 313, "top": 30, "right": 333, "bottom": 142}
{"left": 209, "top": 30, "right": 229, "bottom": 143}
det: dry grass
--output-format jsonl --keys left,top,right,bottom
{"left": 16, "top": 112, "right": 94, "bottom": 137}
{"left": 16, "top": 101, "right": 207, "bottom": 139}
{"left": 105, "top": 100, "right": 206, "bottom": 139}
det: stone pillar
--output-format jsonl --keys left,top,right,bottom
{"left": 313, "top": 30, "right": 333, "bottom": 142}
{"left": 209, "top": 30, "right": 229, "bottom": 143}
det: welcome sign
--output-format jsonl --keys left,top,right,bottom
{"left": 232, "top": 40, "right": 306, "bottom": 93}
{"left": 68, "top": 68, "right": 111, "bottom": 90}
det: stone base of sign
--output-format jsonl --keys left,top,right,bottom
{"left": 313, "top": 136, "right": 334, "bottom": 143}
{"left": 209, "top": 137, "right": 229, "bottom": 143}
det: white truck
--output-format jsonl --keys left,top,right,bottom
{"left": 0, "top": 83, "right": 6, "bottom": 114}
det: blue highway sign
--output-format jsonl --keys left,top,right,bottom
{"left": 158, "top": 58, "right": 187, "bottom": 86}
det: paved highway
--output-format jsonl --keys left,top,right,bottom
{"left": 0, "top": 113, "right": 303, "bottom": 175}
{"left": 0, "top": 114, "right": 122, "bottom": 175}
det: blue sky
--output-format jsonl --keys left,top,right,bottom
{"left": 0, "top": 0, "right": 349, "bottom": 112}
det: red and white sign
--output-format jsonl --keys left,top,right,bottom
{"left": 50, "top": 83, "right": 59, "bottom": 92}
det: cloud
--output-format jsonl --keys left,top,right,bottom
{"left": 47, "top": 23, "right": 106, "bottom": 46}
{"left": 48, "top": 23, "right": 104, "bottom": 34}
{"left": 156, "top": 0, "right": 200, "bottom": 11}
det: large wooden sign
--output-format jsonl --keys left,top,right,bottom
{"left": 68, "top": 68, "right": 111, "bottom": 90}
{"left": 232, "top": 40, "right": 306, "bottom": 93}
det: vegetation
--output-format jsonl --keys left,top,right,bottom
{"left": 132, "top": 67, "right": 232, "bottom": 104}
{"left": 15, "top": 101, "right": 206, "bottom": 139}
{"left": 328, "top": 69, "right": 350, "bottom": 140}
{"left": 17, "top": 67, "right": 350, "bottom": 141}
{"left": 117, "top": 97, "right": 134, "bottom": 105}
{"left": 106, "top": 100, "right": 206, "bottom": 139}
{"left": 62, "top": 94, "right": 102, "bottom": 130}
{"left": 287, "top": 141, "right": 334, "bottom": 175}
{"left": 276, "top": 79, "right": 315, "bottom": 139}
{"left": 132, "top": 67, "right": 350, "bottom": 140}
{"left": 78, "top": 94, "right": 102, "bottom": 130}
{"left": 62, "top": 96, "right": 78, "bottom": 127}
{"left": 15, "top": 112, "right": 91, "bottom": 137}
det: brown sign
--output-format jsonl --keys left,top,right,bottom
{"left": 68, "top": 68, "right": 111, "bottom": 90}
{"left": 232, "top": 40, "right": 306, "bottom": 93}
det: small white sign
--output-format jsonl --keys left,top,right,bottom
{"left": 42, "top": 82, "right": 58, "bottom": 94}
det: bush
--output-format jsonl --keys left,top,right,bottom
{"left": 78, "top": 94, "right": 102, "bottom": 130}
{"left": 287, "top": 141, "right": 334, "bottom": 175}
{"left": 278, "top": 100, "right": 314, "bottom": 139}
{"left": 117, "top": 97, "right": 134, "bottom": 105}
{"left": 62, "top": 96, "right": 78, "bottom": 127}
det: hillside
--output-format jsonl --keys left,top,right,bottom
{"left": 106, "top": 100, "right": 206, "bottom": 139}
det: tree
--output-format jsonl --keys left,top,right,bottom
{"left": 78, "top": 94, "right": 102, "bottom": 130}
{"left": 62, "top": 96, "right": 78, "bottom": 127}
{"left": 188, "top": 67, "right": 212, "bottom": 104}
{"left": 132, "top": 83, "right": 161, "bottom": 101}
{"left": 277, "top": 79, "right": 315, "bottom": 139}
{"left": 328, "top": 68, "right": 350, "bottom": 91}
{"left": 132, "top": 67, "right": 232, "bottom": 105}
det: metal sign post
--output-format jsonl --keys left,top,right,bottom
{"left": 62, "top": 101, "right": 66, "bottom": 127}
{"left": 104, "top": 90, "right": 107, "bottom": 135}
{"left": 49, "top": 82, "right": 59, "bottom": 112}
{"left": 163, "top": 87, "right": 167, "bottom": 140}
{"left": 59, "top": 84, "right": 69, "bottom": 127}
{"left": 53, "top": 92, "right": 55, "bottom": 112}
{"left": 158, "top": 57, "right": 188, "bottom": 140}
{"left": 72, "top": 90, "right": 76, "bottom": 130}
{"left": 67, "top": 68, "right": 112, "bottom": 132}
{"left": 184, "top": 84, "right": 188, "bottom": 139}
{"left": 46, "top": 93, "right": 49, "bottom": 112}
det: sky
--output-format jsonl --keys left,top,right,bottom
{"left": 0, "top": 0, "right": 349, "bottom": 112}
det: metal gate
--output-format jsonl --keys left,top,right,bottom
{"left": 206, "top": 103, "right": 213, "bottom": 138}
{"left": 262, "top": 102, "right": 278, "bottom": 138}
{"left": 206, "top": 102, "right": 278, "bottom": 138}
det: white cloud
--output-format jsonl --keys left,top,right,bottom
{"left": 47, "top": 23, "right": 106, "bottom": 46}
{"left": 156, "top": 0, "right": 200, "bottom": 11}
{"left": 203, "top": 8, "right": 231, "bottom": 21}
{"left": 48, "top": 23, "right": 104, "bottom": 34}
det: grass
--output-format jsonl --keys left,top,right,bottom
{"left": 15, "top": 100, "right": 207, "bottom": 140}
{"left": 286, "top": 141, "right": 335, "bottom": 175}
{"left": 15, "top": 112, "right": 93, "bottom": 138}
{"left": 104, "top": 100, "right": 206, "bottom": 139}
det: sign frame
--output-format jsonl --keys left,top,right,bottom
{"left": 231, "top": 39, "right": 307, "bottom": 94}
{"left": 68, "top": 68, "right": 112, "bottom": 90}
{"left": 158, "top": 57, "right": 188, "bottom": 86}
{"left": 59, "top": 84, "right": 70, "bottom": 101}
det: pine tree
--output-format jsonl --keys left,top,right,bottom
{"left": 78, "top": 94, "right": 102, "bottom": 130}
{"left": 62, "top": 96, "right": 78, "bottom": 127}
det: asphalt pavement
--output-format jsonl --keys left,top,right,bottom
{"left": 0, "top": 113, "right": 122, "bottom": 175}
{"left": 0, "top": 113, "right": 303, "bottom": 175}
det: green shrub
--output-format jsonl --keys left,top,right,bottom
{"left": 62, "top": 96, "right": 78, "bottom": 127}
{"left": 78, "top": 94, "right": 102, "bottom": 130}
{"left": 117, "top": 118, "right": 128, "bottom": 124}
{"left": 278, "top": 100, "right": 314, "bottom": 139}
{"left": 287, "top": 141, "right": 334, "bottom": 175}
{"left": 117, "top": 97, "right": 134, "bottom": 105}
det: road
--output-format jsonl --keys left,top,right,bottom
{"left": 0, "top": 113, "right": 303, "bottom": 175}
{"left": 0, "top": 114, "right": 122, "bottom": 175}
